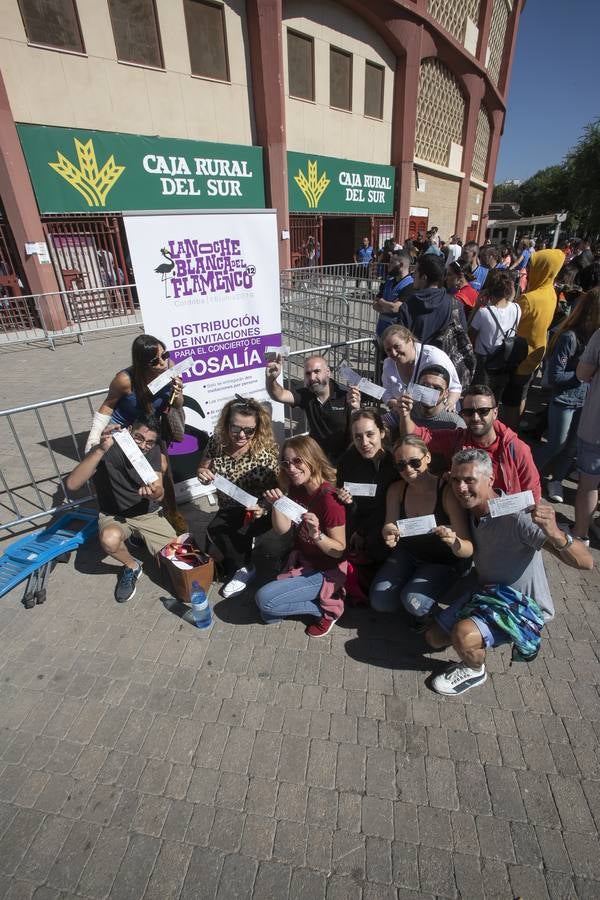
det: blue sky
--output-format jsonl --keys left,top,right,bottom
{"left": 495, "top": 0, "right": 600, "bottom": 184}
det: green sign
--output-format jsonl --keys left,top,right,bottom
{"left": 16, "top": 124, "right": 265, "bottom": 214}
{"left": 288, "top": 151, "right": 395, "bottom": 215}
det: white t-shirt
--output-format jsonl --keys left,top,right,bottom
{"left": 471, "top": 303, "right": 522, "bottom": 355}
{"left": 382, "top": 342, "right": 462, "bottom": 397}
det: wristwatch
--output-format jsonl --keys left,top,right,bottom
{"left": 556, "top": 532, "right": 573, "bottom": 551}
{"left": 315, "top": 532, "right": 324, "bottom": 542}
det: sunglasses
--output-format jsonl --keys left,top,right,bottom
{"left": 281, "top": 457, "right": 305, "bottom": 470}
{"left": 461, "top": 406, "right": 494, "bottom": 418}
{"left": 395, "top": 456, "right": 425, "bottom": 472}
{"left": 229, "top": 425, "right": 256, "bottom": 436}
{"left": 147, "top": 350, "right": 170, "bottom": 366}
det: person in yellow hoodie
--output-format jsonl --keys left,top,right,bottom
{"left": 502, "top": 249, "right": 565, "bottom": 429}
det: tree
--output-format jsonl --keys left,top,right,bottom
{"left": 565, "top": 119, "right": 600, "bottom": 236}
{"left": 517, "top": 166, "right": 570, "bottom": 217}
{"left": 492, "top": 180, "right": 520, "bottom": 203}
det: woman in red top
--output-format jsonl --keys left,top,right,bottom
{"left": 446, "top": 259, "right": 478, "bottom": 310}
{"left": 255, "top": 435, "right": 347, "bottom": 637}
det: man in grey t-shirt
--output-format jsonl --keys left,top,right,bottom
{"left": 574, "top": 326, "right": 600, "bottom": 542}
{"left": 425, "top": 449, "right": 593, "bottom": 696}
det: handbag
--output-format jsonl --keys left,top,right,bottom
{"left": 484, "top": 306, "right": 528, "bottom": 372}
{"left": 160, "top": 534, "right": 215, "bottom": 602}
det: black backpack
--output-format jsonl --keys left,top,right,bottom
{"left": 484, "top": 306, "right": 528, "bottom": 372}
{"left": 431, "top": 299, "right": 476, "bottom": 390}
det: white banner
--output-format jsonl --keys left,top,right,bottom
{"left": 123, "top": 210, "right": 282, "bottom": 484}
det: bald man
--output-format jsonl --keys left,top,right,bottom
{"left": 266, "top": 354, "right": 352, "bottom": 462}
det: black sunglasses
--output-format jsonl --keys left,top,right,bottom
{"left": 147, "top": 350, "right": 170, "bottom": 366}
{"left": 395, "top": 457, "right": 425, "bottom": 472}
{"left": 461, "top": 406, "right": 494, "bottom": 418}
{"left": 229, "top": 425, "right": 256, "bottom": 436}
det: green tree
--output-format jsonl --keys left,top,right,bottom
{"left": 517, "top": 165, "right": 570, "bottom": 216}
{"left": 565, "top": 119, "right": 600, "bottom": 235}
{"left": 492, "top": 180, "right": 521, "bottom": 203}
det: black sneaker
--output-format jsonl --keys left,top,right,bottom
{"left": 115, "top": 561, "right": 142, "bottom": 603}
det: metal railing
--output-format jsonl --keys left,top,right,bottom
{"left": 0, "top": 284, "right": 142, "bottom": 350}
{"left": 0, "top": 337, "right": 378, "bottom": 534}
{"left": 280, "top": 263, "right": 382, "bottom": 350}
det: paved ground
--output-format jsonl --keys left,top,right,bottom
{"left": 0, "top": 330, "right": 599, "bottom": 899}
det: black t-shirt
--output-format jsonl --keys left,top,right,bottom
{"left": 291, "top": 380, "right": 350, "bottom": 462}
{"left": 336, "top": 446, "right": 398, "bottom": 546}
{"left": 93, "top": 442, "right": 162, "bottom": 517}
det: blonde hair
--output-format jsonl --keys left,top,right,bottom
{"left": 214, "top": 396, "right": 277, "bottom": 455}
{"left": 381, "top": 324, "right": 416, "bottom": 346}
{"left": 279, "top": 435, "right": 336, "bottom": 490}
{"left": 392, "top": 434, "right": 430, "bottom": 457}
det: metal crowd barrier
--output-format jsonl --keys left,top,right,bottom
{"left": 0, "top": 284, "right": 142, "bottom": 350}
{"left": 0, "top": 337, "right": 378, "bottom": 534}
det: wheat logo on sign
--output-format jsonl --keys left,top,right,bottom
{"left": 294, "top": 160, "right": 330, "bottom": 209}
{"left": 48, "top": 138, "right": 125, "bottom": 207}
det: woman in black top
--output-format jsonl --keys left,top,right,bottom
{"left": 370, "top": 435, "right": 472, "bottom": 625}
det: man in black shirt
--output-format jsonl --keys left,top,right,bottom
{"left": 66, "top": 415, "right": 174, "bottom": 602}
{"left": 266, "top": 354, "right": 351, "bottom": 462}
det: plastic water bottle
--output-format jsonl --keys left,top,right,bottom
{"left": 190, "top": 581, "right": 212, "bottom": 630}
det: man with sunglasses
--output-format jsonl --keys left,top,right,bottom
{"left": 67, "top": 415, "right": 175, "bottom": 603}
{"left": 399, "top": 383, "right": 542, "bottom": 501}
{"left": 266, "top": 354, "right": 351, "bottom": 462}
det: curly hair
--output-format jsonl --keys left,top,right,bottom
{"left": 213, "top": 396, "right": 277, "bottom": 455}
{"left": 279, "top": 435, "right": 336, "bottom": 491}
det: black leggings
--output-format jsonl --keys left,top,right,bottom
{"left": 207, "top": 506, "right": 292, "bottom": 581}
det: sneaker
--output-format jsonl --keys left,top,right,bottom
{"left": 115, "top": 561, "right": 142, "bottom": 603}
{"left": 305, "top": 615, "right": 337, "bottom": 638}
{"left": 546, "top": 479, "right": 564, "bottom": 503}
{"left": 432, "top": 661, "right": 487, "bottom": 696}
{"left": 221, "top": 565, "right": 256, "bottom": 599}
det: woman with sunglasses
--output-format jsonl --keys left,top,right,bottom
{"left": 85, "top": 334, "right": 184, "bottom": 451}
{"left": 336, "top": 409, "right": 398, "bottom": 589}
{"left": 197, "top": 396, "right": 280, "bottom": 598}
{"left": 255, "top": 435, "right": 347, "bottom": 638}
{"left": 370, "top": 435, "right": 472, "bottom": 626}
{"left": 381, "top": 325, "right": 462, "bottom": 412}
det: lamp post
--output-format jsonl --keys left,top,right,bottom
{"left": 553, "top": 212, "right": 568, "bottom": 249}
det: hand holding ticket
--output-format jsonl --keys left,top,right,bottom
{"left": 113, "top": 430, "right": 159, "bottom": 485}
{"left": 338, "top": 362, "right": 387, "bottom": 400}
{"left": 343, "top": 482, "right": 377, "bottom": 497}
{"left": 396, "top": 514, "right": 437, "bottom": 537}
{"left": 273, "top": 495, "right": 308, "bottom": 524}
{"left": 212, "top": 474, "right": 258, "bottom": 508}
{"left": 265, "top": 345, "right": 290, "bottom": 362}
{"left": 147, "top": 356, "right": 195, "bottom": 395}
{"left": 407, "top": 383, "right": 441, "bottom": 407}
{"left": 488, "top": 491, "right": 534, "bottom": 518}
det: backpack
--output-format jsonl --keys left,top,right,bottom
{"left": 484, "top": 306, "right": 528, "bottom": 372}
{"left": 431, "top": 299, "right": 476, "bottom": 390}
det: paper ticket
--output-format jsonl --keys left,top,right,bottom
{"left": 488, "top": 490, "right": 534, "bottom": 518}
{"left": 147, "top": 356, "right": 195, "bottom": 395}
{"left": 212, "top": 474, "right": 258, "bottom": 508}
{"left": 343, "top": 482, "right": 377, "bottom": 497}
{"left": 113, "top": 430, "right": 159, "bottom": 485}
{"left": 174, "top": 477, "right": 217, "bottom": 504}
{"left": 273, "top": 496, "right": 308, "bottom": 524}
{"left": 357, "top": 378, "right": 388, "bottom": 400}
{"left": 407, "top": 384, "right": 441, "bottom": 407}
{"left": 265, "top": 345, "right": 291, "bottom": 361}
{"left": 396, "top": 514, "right": 437, "bottom": 537}
{"left": 338, "top": 362, "right": 362, "bottom": 387}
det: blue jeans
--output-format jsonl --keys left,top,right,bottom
{"left": 255, "top": 572, "right": 324, "bottom": 624}
{"left": 534, "top": 402, "right": 581, "bottom": 481}
{"left": 369, "top": 545, "right": 456, "bottom": 618}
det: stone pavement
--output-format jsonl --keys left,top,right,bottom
{"left": 0, "top": 332, "right": 599, "bottom": 899}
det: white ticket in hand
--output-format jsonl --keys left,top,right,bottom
{"left": 212, "top": 474, "right": 258, "bottom": 508}
{"left": 357, "top": 378, "right": 387, "bottom": 401}
{"left": 265, "top": 345, "right": 290, "bottom": 361}
{"left": 273, "top": 496, "right": 308, "bottom": 524}
{"left": 344, "top": 482, "right": 377, "bottom": 497}
{"left": 338, "top": 363, "right": 362, "bottom": 387}
{"left": 147, "top": 356, "right": 195, "bottom": 395}
{"left": 488, "top": 490, "right": 534, "bottom": 518}
{"left": 407, "top": 384, "right": 440, "bottom": 407}
{"left": 396, "top": 514, "right": 437, "bottom": 537}
{"left": 113, "top": 430, "right": 159, "bottom": 485}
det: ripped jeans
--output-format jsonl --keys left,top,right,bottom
{"left": 369, "top": 545, "right": 458, "bottom": 619}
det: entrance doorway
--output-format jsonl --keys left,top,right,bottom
{"left": 323, "top": 217, "right": 356, "bottom": 264}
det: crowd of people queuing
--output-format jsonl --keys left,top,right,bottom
{"left": 68, "top": 228, "right": 599, "bottom": 696}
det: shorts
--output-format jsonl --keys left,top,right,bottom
{"left": 98, "top": 509, "right": 176, "bottom": 556}
{"left": 577, "top": 437, "right": 600, "bottom": 477}
{"left": 501, "top": 369, "right": 534, "bottom": 407}
{"left": 436, "top": 594, "right": 509, "bottom": 648}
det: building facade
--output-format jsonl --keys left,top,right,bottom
{"left": 0, "top": 0, "right": 523, "bottom": 317}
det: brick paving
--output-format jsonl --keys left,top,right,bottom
{"left": 0, "top": 333, "right": 599, "bottom": 898}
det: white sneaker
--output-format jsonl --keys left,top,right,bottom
{"left": 221, "top": 566, "right": 256, "bottom": 598}
{"left": 432, "top": 662, "right": 487, "bottom": 696}
{"left": 546, "top": 479, "right": 564, "bottom": 503}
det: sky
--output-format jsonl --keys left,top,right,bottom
{"left": 495, "top": 0, "right": 600, "bottom": 184}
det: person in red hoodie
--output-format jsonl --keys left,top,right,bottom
{"left": 396, "top": 383, "right": 542, "bottom": 501}
{"left": 446, "top": 259, "right": 478, "bottom": 311}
